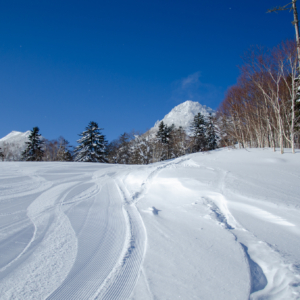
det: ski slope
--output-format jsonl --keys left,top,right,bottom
{"left": 0, "top": 148, "right": 300, "bottom": 300}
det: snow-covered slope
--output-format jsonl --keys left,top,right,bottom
{"left": 0, "top": 148, "right": 300, "bottom": 300}
{"left": 151, "top": 100, "right": 214, "bottom": 133}
{"left": 0, "top": 130, "right": 30, "bottom": 144}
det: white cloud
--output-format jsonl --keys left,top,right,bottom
{"left": 171, "top": 72, "right": 223, "bottom": 107}
{"left": 181, "top": 72, "right": 201, "bottom": 89}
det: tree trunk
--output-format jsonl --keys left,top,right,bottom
{"left": 292, "top": 0, "right": 300, "bottom": 153}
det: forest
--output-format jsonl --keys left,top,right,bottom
{"left": 218, "top": 40, "right": 300, "bottom": 154}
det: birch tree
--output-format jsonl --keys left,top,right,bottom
{"left": 268, "top": 0, "right": 300, "bottom": 152}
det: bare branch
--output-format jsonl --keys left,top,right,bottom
{"left": 267, "top": 2, "right": 293, "bottom": 13}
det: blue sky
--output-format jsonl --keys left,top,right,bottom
{"left": 0, "top": 0, "right": 297, "bottom": 144}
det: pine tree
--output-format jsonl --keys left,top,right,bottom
{"left": 190, "top": 113, "right": 207, "bottom": 152}
{"left": 206, "top": 113, "right": 218, "bottom": 150}
{"left": 22, "top": 127, "right": 44, "bottom": 161}
{"left": 74, "top": 121, "right": 107, "bottom": 162}
{"left": 156, "top": 121, "right": 167, "bottom": 143}
{"left": 155, "top": 122, "right": 175, "bottom": 160}
{"left": 156, "top": 121, "right": 174, "bottom": 144}
{"left": 0, "top": 148, "right": 4, "bottom": 161}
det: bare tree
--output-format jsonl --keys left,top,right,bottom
{"left": 218, "top": 40, "right": 300, "bottom": 153}
{"left": 43, "top": 136, "right": 73, "bottom": 161}
{"left": 268, "top": 0, "right": 300, "bottom": 153}
{"left": 0, "top": 142, "right": 24, "bottom": 161}
{"left": 43, "top": 139, "right": 59, "bottom": 161}
{"left": 268, "top": 1, "right": 300, "bottom": 61}
{"left": 56, "top": 137, "right": 73, "bottom": 161}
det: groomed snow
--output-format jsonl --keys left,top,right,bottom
{"left": 0, "top": 148, "right": 300, "bottom": 299}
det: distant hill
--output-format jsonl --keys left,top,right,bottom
{"left": 0, "top": 131, "right": 31, "bottom": 144}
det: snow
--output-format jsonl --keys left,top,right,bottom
{"left": 0, "top": 130, "right": 30, "bottom": 143}
{"left": 151, "top": 100, "right": 214, "bottom": 133}
{"left": 0, "top": 131, "right": 31, "bottom": 161}
{"left": 0, "top": 148, "right": 300, "bottom": 299}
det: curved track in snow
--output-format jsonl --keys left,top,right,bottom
{"left": 0, "top": 163, "right": 147, "bottom": 300}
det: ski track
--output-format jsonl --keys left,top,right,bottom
{"left": 195, "top": 163, "right": 300, "bottom": 299}
{"left": 0, "top": 164, "right": 149, "bottom": 300}
{"left": 47, "top": 180, "right": 123, "bottom": 299}
{"left": 46, "top": 169, "right": 147, "bottom": 300}
{"left": 0, "top": 180, "right": 80, "bottom": 299}
{"left": 117, "top": 156, "right": 191, "bottom": 205}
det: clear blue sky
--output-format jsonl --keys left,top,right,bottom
{"left": 0, "top": 0, "right": 296, "bottom": 144}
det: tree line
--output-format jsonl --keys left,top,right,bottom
{"left": 106, "top": 113, "right": 217, "bottom": 164}
{"left": 0, "top": 131, "right": 73, "bottom": 162}
{"left": 0, "top": 113, "right": 218, "bottom": 163}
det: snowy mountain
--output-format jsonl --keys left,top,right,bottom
{"left": 0, "top": 130, "right": 31, "bottom": 160}
{"left": 0, "top": 130, "right": 30, "bottom": 144}
{"left": 151, "top": 100, "right": 214, "bottom": 133}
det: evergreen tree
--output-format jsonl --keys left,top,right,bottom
{"left": 156, "top": 122, "right": 175, "bottom": 160}
{"left": 74, "top": 121, "right": 107, "bottom": 162}
{"left": 166, "top": 124, "right": 175, "bottom": 142}
{"left": 190, "top": 113, "right": 207, "bottom": 152}
{"left": 0, "top": 148, "right": 4, "bottom": 161}
{"left": 156, "top": 121, "right": 167, "bottom": 144}
{"left": 206, "top": 114, "right": 218, "bottom": 150}
{"left": 22, "top": 127, "right": 44, "bottom": 161}
{"left": 156, "top": 122, "right": 175, "bottom": 144}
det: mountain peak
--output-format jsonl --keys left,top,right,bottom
{"left": 0, "top": 130, "right": 31, "bottom": 145}
{"left": 0, "top": 131, "right": 31, "bottom": 142}
{"left": 152, "top": 100, "right": 214, "bottom": 131}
